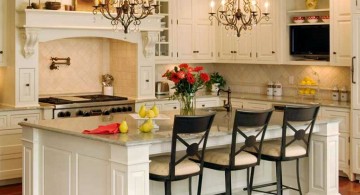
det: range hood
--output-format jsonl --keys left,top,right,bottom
{"left": 18, "top": 9, "right": 163, "bottom": 58}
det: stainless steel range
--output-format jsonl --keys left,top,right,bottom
{"left": 39, "top": 95, "right": 135, "bottom": 119}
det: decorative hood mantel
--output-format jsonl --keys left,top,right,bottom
{"left": 18, "top": 10, "right": 163, "bottom": 58}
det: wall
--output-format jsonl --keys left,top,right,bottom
{"left": 156, "top": 63, "right": 350, "bottom": 100}
{"left": 38, "top": 38, "right": 110, "bottom": 96}
{"left": 109, "top": 40, "right": 138, "bottom": 98}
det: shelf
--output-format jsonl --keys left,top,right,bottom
{"left": 156, "top": 42, "right": 170, "bottom": 44}
{"left": 287, "top": 8, "right": 330, "bottom": 13}
{"left": 288, "top": 22, "right": 330, "bottom": 26}
{"left": 286, "top": 60, "right": 330, "bottom": 66}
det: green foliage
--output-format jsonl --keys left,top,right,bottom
{"left": 206, "top": 72, "right": 226, "bottom": 90}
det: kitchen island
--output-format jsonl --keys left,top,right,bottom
{"left": 20, "top": 109, "right": 340, "bottom": 195}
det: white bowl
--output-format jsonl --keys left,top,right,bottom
{"left": 322, "top": 19, "right": 330, "bottom": 23}
{"left": 307, "top": 16, "right": 319, "bottom": 23}
{"left": 294, "top": 19, "right": 305, "bottom": 24}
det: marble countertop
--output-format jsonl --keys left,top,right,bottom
{"left": 19, "top": 108, "right": 340, "bottom": 147}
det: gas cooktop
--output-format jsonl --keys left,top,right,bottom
{"left": 39, "top": 95, "right": 128, "bottom": 105}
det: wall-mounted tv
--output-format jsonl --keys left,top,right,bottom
{"left": 290, "top": 25, "right": 330, "bottom": 60}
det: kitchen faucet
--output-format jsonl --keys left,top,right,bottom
{"left": 217, "top": 87, "right": 232, "bottom": 112}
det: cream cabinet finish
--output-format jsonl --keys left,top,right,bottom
{"left": 175, "top": 0, "right": 214, "bottom": 62}
{"left": 216, "top": 0, "right": 278, "bottom": 64}
{"left": 0, "top": 0, "right": 4, "bottom": 66}
{"left": 352, "top": 14, "right": 360, "bottom": 109}
{"left": 0, "top": 110, "right": 40, "bottom": 181}
{"left": 19, "top": 69, "right": 36, "bottom": 103}
{"left": 352, "top": 0, "right": 360, "bottom": 13}
{"left": 322, "top": 107, "right": 352, "bottom": 179}
{"left": 331, "top": 0, "right": 352, "bottom": 66}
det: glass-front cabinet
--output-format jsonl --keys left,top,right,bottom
{"left": 155, "top": 0, "right": 173, "bottom": 63}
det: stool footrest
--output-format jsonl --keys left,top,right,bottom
{"left": 245, "top": 182, "right": 301, "bottom": 194}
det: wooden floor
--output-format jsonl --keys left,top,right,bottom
{"left": 0, "top": 177, "right": 359, "bottom": 194}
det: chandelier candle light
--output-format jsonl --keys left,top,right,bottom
{"left": 209, "top": 0, "right": 270, "bottom": 37}
{"left": 93, "top": 0, "right": 159, "bottom": 34}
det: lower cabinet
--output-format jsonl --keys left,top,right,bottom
{"left": 0, "top": 110, "right": 40, "bottom": 182}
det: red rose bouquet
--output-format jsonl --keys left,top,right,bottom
{"left": 162, "top": 63, "right": 210, "bottom": 115}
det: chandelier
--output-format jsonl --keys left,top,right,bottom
{"left": 93, "top": 0, "right": 159, "bottom": 34}
{"left": 209, "top": 0, "right": 270, "bottom": 37}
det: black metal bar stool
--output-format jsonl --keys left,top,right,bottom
{"left": 149, "top": 113, "right": 216, "bottom": 195}
{"left": 193, "top": 109, "right": 273, "bottom": 195}
{"left": 248, "top": 105, "right": 320, "bottom": 195}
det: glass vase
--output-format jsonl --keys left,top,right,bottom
{"left": 179, "top": 93, "right": 196, "bottom": 115}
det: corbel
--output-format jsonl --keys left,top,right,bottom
{"left": 141, "top": 31, "right": 159, "bottom": 58}
{"left": 21, "top": 28, "right": 39, "bottom": 58}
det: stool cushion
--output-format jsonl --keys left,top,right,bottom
{"left": 256, "top": 140, "right": 307, "bottom": 158}
{"left": 150, "top": 155, "right": 200, "bottom": 176}
{"left": 203, "top": 148, "right": 258, "bottom": 166}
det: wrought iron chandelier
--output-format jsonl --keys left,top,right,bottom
{"left": 209, "top": 0, "right": 270, "bottom": 37}
{"left": 93, "top": 0, "right": 159, "bottom": 34}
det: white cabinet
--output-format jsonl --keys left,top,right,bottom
{"left": 138, "top": 66, "right": 154, "bottom": 98}
{"left": 0, "top": 0, "right": 5, "bottom": 66}
{"left": 0, "top": 110, "right": 40, "bottom": 181}
{"left": 19, "top": 69, "right": 36, "bottom": 103}
{"left": 352, "top": 138, "right": 360, "bottom": 174}
{"left": 322, "top": 107, "right": 351, "bottom": 178}
{"left": 196, "top": 97, "right": 219, "bottom": 108}
{"left": 176, "top": 0, "right": 214, "bottom": 62}
{"left": 155, "top": 0, "right": 174, "bottom": 63}
{"left": 216, "top": 0, "right": 278, "bottom": 64}
{"left": 162, "top": 101, "right": 180, "bottom": 111}
{"left": 352, "top": 14, "right": 360, "bottom": 109}
{"left": 331, "top": 0, "right": 352, "bottom": 66}
{"left": 352, "top": 0, "right": 360, "bottom": 13}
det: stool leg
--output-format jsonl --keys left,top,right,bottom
{"left": 165, "top": 181, "right": 171, "bottom": 195}
{"left": 296, "top": 159, "right": 303, "bottom": 195}
{"left": 197, "top": 174, "right": 203, "bottom": 195}
{"left": 276, "top": 161, "right": 283, "bottom": 195}
{"left": 225, "top": 170, "right": 232, "bottom": 195}
{"left": 249, "top": 167, "right": 255, "bottom": 195}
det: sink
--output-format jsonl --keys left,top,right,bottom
{"left": 203, "top": 107, "right": 228, "bottom": 112}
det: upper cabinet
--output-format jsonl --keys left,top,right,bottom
{"left": 155, "top": 0, "right": 174, "bottom": 64}
{"left": 352, "top": 0, "right": 360, "bottom": 13}
{"left": 284, "top": 0, "right": 351, "bottom": 66}
{"left": 175, "top": 0, "right": 214, "bottom": 62}
{"left": 0, "top": 0, "right": 5, "bottom": 66}
{"left": 331, "top": 0, "right": 351, "bottom": 66}
{"left": 216, "top": 0, "right": 278, "bottom": 64}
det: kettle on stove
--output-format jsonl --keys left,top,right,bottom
{"left": 155, "top": 81, "right": 170, "bottom": 95}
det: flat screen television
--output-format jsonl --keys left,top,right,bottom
{"left": 290, "top": 25, "right": 330, "bottom": 60}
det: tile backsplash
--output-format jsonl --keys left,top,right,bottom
{"left": 156, "top": 63, "right": 350, "bottom": 100}
{"left": 39, "top": 38, "right": 110, "bottom": 96}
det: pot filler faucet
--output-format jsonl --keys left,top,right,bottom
{"left": 217, "top": 87, "right": 232, "bottom": 112}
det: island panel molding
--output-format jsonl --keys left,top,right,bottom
{"left": 20, "top": 111, "right": 341, "bottom": 195}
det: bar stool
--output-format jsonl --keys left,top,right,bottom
{"left": 249, "top": 105, "right": 320, "bottom": 195}
{"left": 149, "top": 113, "right": 216, "bottom": 195}
{"left": 195, "top": 109, "right": 273, "bottom": 195}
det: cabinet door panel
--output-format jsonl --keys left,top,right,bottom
{"left": 0, "top": 0, "right": 4, "bottom": 66}
{"left": 139, "top": 66, "right": 153, "bottom": 97}
{"left": 339, "top": 133, "right": 350, "bottom": 172}
{"left": 162, "top": 102, "right": 180, "bottom": 111}
{"left": 218, "top": 27, "right": 235, "bottom": 60}
{"left": 352, "top": 110, "right": 360, "bottom": 138}
{"left": 352, "top": 15, "right": 360, "bottom": 109}
{"left": 235, "top": 31, "right": 253, "bottom": 61}
{"left": 352, "top": 138, "right": 360, "bottom": 174}
{"left": 255, "top": 21, "right": 277, "bottom": 62}
{"left": 195, "top": 23, "right": 213, "bottom": 60}
{"left": 10, "top": 113, "right": 39, "bottom": 129}
{"left": 333, "top": 20, "right": 352, "bottom": 66}
{"left": 176, "top": 23, "right": 194, "bottom": 60}
{"left": 19, "top": 69, "right": 35, "bottom": 102}
{"left": 322, "top": 108, "right": 350, "bottom": 133}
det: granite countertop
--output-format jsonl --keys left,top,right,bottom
{"left": 19, "top": 109, "right": 340, "bottom": 147}
{"left": 230, "top": 93, "right": 350, "bottom": 108}
{"left": 0, "top": 104, "right": 53, "bottom": 112}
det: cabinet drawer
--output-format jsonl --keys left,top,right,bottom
{"left": 0, "top": 153, "right": 22, "bottom": 180}
{"left": 322, "top": 108, "right": 350, "bottom": 133}
{"left": 0, "top": 115, "right": 7, "bottom": 129}
{"left": 163, "top": 102, "right": 180, "bottom": 111}
{"left": 10, "top": 113, "right": 39, "bottom": 129}
{"left": 196, "top": 100, "right": 218, "bottom": 108}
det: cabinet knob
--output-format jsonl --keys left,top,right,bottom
{"left": 26, "top": 84, "right": 30, "bottom": 87}
{"left": 145, "top": 79, "right": 149, "bottom": 82}
{"left": 272, "top": 51, "right": 275, "bottom": 54}
{"left": 24, "top": 118, "right": 28, "bottom": 121}
{"left": 173, "top": 107, "right": 177, "bottom": 109}
{"left": 0, "top": 51, "right": 3, "bottom": 54}
{"left": 202, "top": 104, "right": 205, "bottom": 107}
{"left": 333, "top": 52, "right": 337, "bottom": 55}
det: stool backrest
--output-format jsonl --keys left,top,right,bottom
{"left": 280, "top": 105, "right": 320, "bottom": 160}
{"left": 169, "top": 113, "right": 216, "bottom": 179}
{"left": 230, "top": 109, "right": 273, "bottom": 169}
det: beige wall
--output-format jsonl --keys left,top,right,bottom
{"left": 109, "top": 40, "right": 138, "bottom": 98}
